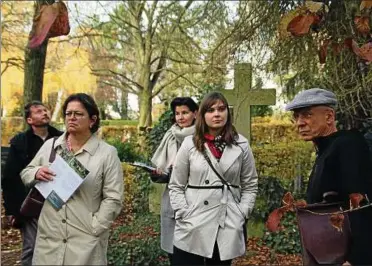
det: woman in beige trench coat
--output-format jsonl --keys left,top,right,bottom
{"left": 21, "top": 93, "right": 124, "bottom": 265}
{"left": 150, "top": 97, "right": 198, "bottom": 263}
{"left": 169, "top": 92, "right": 258, "bottom": 265}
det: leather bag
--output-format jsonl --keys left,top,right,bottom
{"left": 20, "top": 137, "right": 57, "bottom": 217}
{"left": 296, "top": 203, "right": 351, "bottom": 265}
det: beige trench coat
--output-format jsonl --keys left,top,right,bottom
{"left": 21, "top": 133, "right": 124, "bottom": 265}
{"left": 169, "top": 135, "right": 258, "bottom": 261}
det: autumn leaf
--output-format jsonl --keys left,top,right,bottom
{"left": 360, "top": 0, "right": 372, "bottom": 11}
{"left": 28, "top": 4, "right": 59, "bottom": 48}
{"left": 48, "top": 1, "right": 70, "bottom": 38}
{"left": 330, "top": 213, "right": 344, "bottom": 232}
{"left": 295, "top": 199, "right": 307, "bottom": 208}
{"left": 345, "top": 39, "right": 372, "bottom": 62}
{"left": 331, "top": 42, "right": 344, "bottom": 55}
{"left": 282, "top": 192, "right": 294, "bottom": 206}
{"left": 266, "top": 207, "right": 288, "bottom": 232}
{"left": 279, "top": 7, "right": 307, "bottom": 38}
{"left": 349, "top": 193, "right": 364, "bottom": 209}
{"left": 354, "top": 16, "right": 370, "bottom": 35}
{"left": 319, "top": 39, "right": 330, "bottom": 64}
{"left": 287, "top": 14, "right": 320, "bottom": 37}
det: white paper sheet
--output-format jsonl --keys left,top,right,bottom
{"left": 35, "top": 155, "right": 85, "bottom": 207}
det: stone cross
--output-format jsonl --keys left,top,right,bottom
{"left": 223, "top": 63, "right": 276, "bottom": 141}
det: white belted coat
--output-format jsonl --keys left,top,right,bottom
{"left": 169, "top": 135, "right": 258, "bottom": 261}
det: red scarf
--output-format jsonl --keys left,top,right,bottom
{"left": 204, "top": 134, "right": 223, "bottom": 159}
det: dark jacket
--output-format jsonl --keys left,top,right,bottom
{"left": 1, "top": 126, "right": 63, "bottom": 219}
{"left": 308, "top": 129, "right": 372, "bottom": 265}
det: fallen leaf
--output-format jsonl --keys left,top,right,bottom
{"left": 354, "top": 16, "right": 370, "bottom": 35}
{"left": 349, "top": 193, "right": 364, "bottom": 209}
{"left": 330, "top": 213, "right": 344, "bottom": 232}
{"left": 345, "top": 39, "right": 372, "bottom": 62}
{"left": 360, "top": 0, "right": 372, "bottom": 11}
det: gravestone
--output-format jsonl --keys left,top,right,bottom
{"left": 223, "top": 63, "right": 276, "bottom": 141}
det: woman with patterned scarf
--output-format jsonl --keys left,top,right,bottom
{"left": 151, "top": 97, "right": 198, "bottom": 263}
{"left": 169, "top": 92, "right": 258, "bottom": 265}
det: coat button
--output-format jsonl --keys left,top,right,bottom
{"left": 205, "top": 180, "right": 209, "bottom": 184}
{"left": 204, "top": 201, "right": 209, "bottom": 205}
{"left": 63, "top": 239, "right": 67, "bottom": 243}
{"left": 62, "top": 219, "right": 66, "bottom": 223}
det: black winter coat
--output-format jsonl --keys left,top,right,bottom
{"left": 1, "top": 126, "right": 63, "bottom": 219}
{"left": 308, "top": 129, "right": 372, "bottom": 265}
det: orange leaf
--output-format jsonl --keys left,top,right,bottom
{"left": 266, "top": 207, "right": 286, "bottom": 232}
{"left": 295, "top": 199, "right": 307, "bottom": 208}
{"left": 287, "top": 14, "right": 317, "bottom": 37}
{"left": 345, "top": 39, "right": 372, "bottom": 62}
{"left": 282, "top": 192, "right": 294, "bottom": 206}
{"left": 330, "top": 213, "right": 344, "bottom": 232}
{"left": 331, "top": 42, "right": 344, "bottom": 55}
{"left": 360, "top": 0, "right": 372, "bottom": 11}
{"left": 359, "top": 42, "right": 372, "bottom": 62}
{"left": 354, "top": 16, "right": 370, "bottom": 35}
{"left": 279, "top": 7, "right": 307, "bottom": 39}
{"left": 349, "top": 193, "right": 364, "bottom": 209}
{"left": 319, "top": 39, "right": 330, "bottom": 64}
{"left": 48, "top": 1, "right": 70, "bottom": 38}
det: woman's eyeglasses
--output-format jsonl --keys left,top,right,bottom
{"left": 65, "top": 111, "right": 85, "bottom": 119}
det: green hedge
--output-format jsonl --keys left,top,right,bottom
{"left": 101, "top": 120, "right": 139, "bottom": 126}
{"left": 252, "top": 141, "right": 314, "bottom": 180}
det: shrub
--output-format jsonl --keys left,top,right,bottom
{"left": 251, "top": 176, "right": 286, "bottom": 221}
{"left": 261, "top": 212, "right": 301, "bottom": 255}
{"left": 100, "top": 125, "right": 138, "bottom": 143}
{"left": 107, "top": 139, "right": 144, "bottom": 163}
{"left": 147, "top": 110, "right": 173, "bottom": 156}
{"left": 108, "top": 213, "right": 169, "bottom": 266}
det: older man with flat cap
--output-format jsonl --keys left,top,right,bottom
{"left": 286, "top": 88, "right": 372, "bottom": 266}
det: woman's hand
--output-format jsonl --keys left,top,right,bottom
{"left": 35, "top": 167, "right": 55, "bottom": 182}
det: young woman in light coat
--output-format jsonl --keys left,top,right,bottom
{"left": 169, "top": 91, "right": 258, "bottom": 265}
{"left": 21, "top": 93, "right": 124, "bottom": 265}
{"left": 151, "top": 97, "right": 198, "bottom": 263}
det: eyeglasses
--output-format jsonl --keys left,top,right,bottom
{"left": 292, "top": 111, "right": 313, "bottom": 123}
{"left": 65, "top": 111, "right": 85, "bottom": 119}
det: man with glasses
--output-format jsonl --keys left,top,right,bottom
{"left": 286, "top": 88, "right": 372, "bottom": 265}
{"left": 2, "top": 101, "right": 62, "bottom": 266}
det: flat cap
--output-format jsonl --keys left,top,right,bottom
{"left": 285, "top": 88, "right": 337, "bottom": 111}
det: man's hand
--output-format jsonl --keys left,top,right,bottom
{"left": 3, "top": 215, "right": 15, "bottom": 229}
{"left": 35, "top": 167, "right": 55, "bottom": 182}
{"left": 343, "top": 261, "right": 351, "bottom": 266}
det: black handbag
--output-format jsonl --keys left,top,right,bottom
{"left": 296, "top": 203, "right": 351, "bottom": 265}
{"left": 20, "top": 137, "right": 58, "bottom": 217}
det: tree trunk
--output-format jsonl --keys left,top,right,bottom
{"left": 120, "top": 91, "right": 128, "bottom": 119}
{"left": 23, "top": 0, "right": 54, "bottom": 105}
{"left": 23, "top": 38, "right": 49, "bottom": 104}
{"left": 138, "top": 89, "right": 152, "bottom": 129}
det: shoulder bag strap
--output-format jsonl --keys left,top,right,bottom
{"left": 48, "top": 137, "right": 58, "bottom": 163}
{"left": 202, "top": 149, "right": 239, "bottom": 189}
